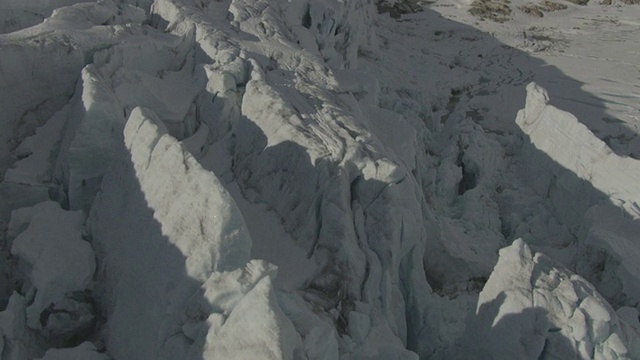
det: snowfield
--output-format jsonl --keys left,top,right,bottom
{"left": 1, "top": 0, "right": 639, "bottom": 359}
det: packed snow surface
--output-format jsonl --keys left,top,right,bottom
{"left": 1, "top": 0, "right": 640, "bottom": 359}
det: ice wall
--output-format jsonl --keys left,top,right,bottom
{"left": 88, "top": 107, "right": 297, "bottom": 359}
{"left": 464, "top": 239, "right": 640, "bottom": 359}
{"left": 1, "top": 201, "right": 96, "bottom": 358}
{"left": 517, "top": 82, "right": 640, "bottom": 309}
{"left": 3, "top": 0, "right": 640, "bottom": 359}
{"left": 0, "top": 1, "right": 147, "bottom": 151}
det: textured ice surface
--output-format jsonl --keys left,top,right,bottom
{"left": 517, "top": 83, "right": 640, "bottom": 310}
{"left": 578, "top": 205, "right": 640, "bottom": 309}
{"left": 466, "top": 239, "right": 640, "bottom": 359}
{"left": 63, "top": 65, "right": 125, "bottom": 211}
{"left": 36, "top": 342, "right": 110, "bottom": 360}
{"left": 201, "top": 270, "right": 302, "bottom": 359}
{"left": 0, "top": 293, "right": 40, "bottom": 359}
{"left": 2, "top": 0, "right": 640, "bottom": 358}
{"left": 9, "top": 201, "right": 95, "bottom": 335}
{"left": 149, "top": 1, "right": 434, "bottom": 357}
{"left": 517, "top": 83, "right": 640, "bottom": 223}
{"left": 88, "top": 107, "right": 298, "bottom": 359}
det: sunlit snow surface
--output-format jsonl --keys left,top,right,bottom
{"left": 1, "top": 0, "right": 640, "bottom": 359}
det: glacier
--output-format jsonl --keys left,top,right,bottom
{"left": 1, "top": 0, "right": 640, "bottom": 359}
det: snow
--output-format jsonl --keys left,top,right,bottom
{"left": 1, "top": 0, "right": 640, "bottom": 358}
{"left": 465, "top": 239, "right": 640, "bottom": 359}
{"left": 63, "top": 65, "right": 126, "bottom": 211}
{"left": 0, "top": 0, "right": 145, "bottom": 144}
{"left": 202, "top": 274, "right": 302, "bottom": 359}
{"left": 517, "top": 82, "right": 640, "bottom": 222}
{"left": 87, "top": 106, "right": 300, "bottom": 359}
{"left": 0, "top": 0, "right": 87, "bottom": 34}
{"left": 516, "top": 83, "right": 640, "bottom": 311}
{"left": 577, "top": 205, "right": 640, "bottom": 308}
{"left": 4, "top": 104, "right": 72, "bottom": 188}
{"left": 8, "top": 201, "right": 95, "bottom": 335}
{"left": 0, "top": 293, "right": 39, "bottom": 359}
{"left": 36, "top": 342, "right": 110, "bottom": 360}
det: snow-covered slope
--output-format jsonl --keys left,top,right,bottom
{"left": 1, "top": 0, "right": 640, "bottom": 359}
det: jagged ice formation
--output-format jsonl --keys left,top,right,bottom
{"left": 1, "top": 0, "right": 640, "bottom": 359}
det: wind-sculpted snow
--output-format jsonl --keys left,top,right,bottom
{"left": 2, "top": 0, "right": 640, "bottom": 358}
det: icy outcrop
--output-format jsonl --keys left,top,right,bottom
{"left": 0, "top": 0, "right": 88, "bottom": 34}
{"left": 577, "top": 205, "right": 640, "bottom": 308}
{"left": 0, "top": 0, "right": 157, "bottom": 236}
{"left": 0, "top": 293, "right": 40, "bottom": 359}
{"left": 3, "top": 6, "right": 198, "bottom": 211}
{"left": 279, "top": 0, "right": 378, "bottom": 68}
{"left": 150, "top": 1, "right": 433, "bottom": 357}
{"left": 5, "top": 0, "right": 640, "bottom": 358}
{"left": 58, "top": 65, "right": 125, "bottom": 211}
{"left": 517, "top": 82, "right": 640, "bottom": 307}
{"left": 465, "top": 239, "right": 640, "bottom": 359}
{"left": 0, "top": 0, "right": 147, "bottom": 149}
{"left": 8, "top": 201, "right": 96, "bottom": 341}
{"left": 422, "top": 117, "right": 510, "bottom": 293}
{"left": 89, "top": 107, "right": 297, "bottom": 359}
{"left": 516, "top": 82, "right": 640, "bottom": 225}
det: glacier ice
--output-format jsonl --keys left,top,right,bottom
{"left": 0, "top": 293, "right": 40, "bottom": 359}
{"left": 517, "top": 82, "right": 640, "bottom": 309}
{"left": 1, "top": 0, "right": 640, "bottom": 358}
{"left": 36, "top": 342, "right": 110, "bottom": 360}
{"left": 464, "top": 239, "right": 640, "bottom": 359}
{"left": 88, "top": 106, "right": 297, "bottom": 359}
{"left": 8, "top": 201, "right": 95, "bottom": 339}
{"left": 517, "top": 82, "right": 640, "bottom": 224}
